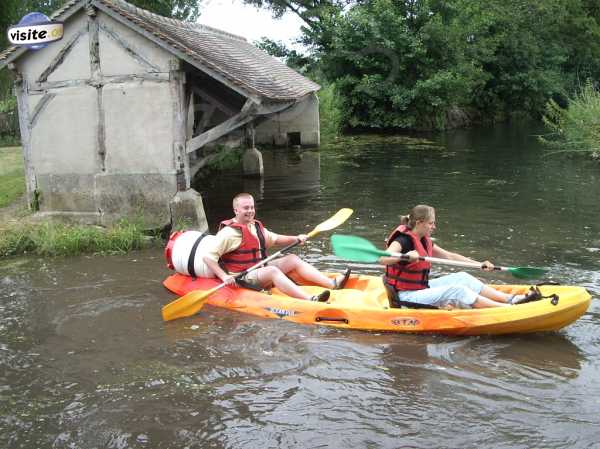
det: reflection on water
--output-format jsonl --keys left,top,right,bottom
{"left": 2, "top": 124, "right": 600, "bottom": 448}
{"left": 198, "top": 149, "right": 321, "bottom": 231}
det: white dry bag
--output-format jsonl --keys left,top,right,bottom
{"left": 164, "top": 230, "right": 216, "bottom": 278}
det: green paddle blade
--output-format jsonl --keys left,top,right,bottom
{"left": 507, "top": 266, "right": 547, "bottom": 279}
{"left": 331, "top": 234, "right": 390, "bottom": 263}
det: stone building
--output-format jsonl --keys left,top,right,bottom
{"left": 0, "top": 0, "right": 320, "bottom": 228}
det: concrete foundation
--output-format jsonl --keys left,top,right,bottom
{"left": 242, "top": 147, "right": 264, "bottom": 177}
{"left": 169, "top": 189, "right": 208, "bottom": 231}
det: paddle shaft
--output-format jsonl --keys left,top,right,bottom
{"left": 389, "top": 251, "right": 513, "bottom": 272}
{"left": 224, "top": 235, "right": 308, "bottom": 284}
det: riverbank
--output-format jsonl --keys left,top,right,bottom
{"left": 0, "top": 146, "right": 162, "bottom": 258}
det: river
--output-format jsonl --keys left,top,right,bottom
{"left": 1, "top": 123, "right": 599, "bottom": 448}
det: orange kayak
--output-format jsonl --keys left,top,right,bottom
{"left": 163, "top": 273, "right": 591, "bottom": 336}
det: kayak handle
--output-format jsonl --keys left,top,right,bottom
{"left": 315, "top": 316, "right": 349, "bottom": 324}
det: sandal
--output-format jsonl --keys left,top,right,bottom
{"left": 310, "top": 290, "right": 331, "bottom": 302}
{"left": 512, "top": 286, "right": 543, "bottom": 305}
{"left": 334, "top": 268, "right": 352, "bottom": 290}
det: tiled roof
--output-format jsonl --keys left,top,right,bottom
{"left": 0, "top": 0, "right": 319, "bottom": 101}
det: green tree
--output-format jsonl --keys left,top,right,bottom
{"left": 320, "top": 0, "right": 486, "bottom": 129}
{"left": 127, "top": 0, "right": 200, "bottom": 21}
{"left": 254, "top": 37, "right": 315, "bottom": 73}
{"left": 241, "top": 0, "right": 348, "bottom": 51}
{"left": 243, "top": 0, "right": 600, "bottom": 130}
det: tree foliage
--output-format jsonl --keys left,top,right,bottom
{"left": 127, "top": 0, "right": 200, "bottom": 21}
{"left": 243, "top": 0, "right": 600, "bottom": 130}
{"left": 255, "top": 37, "right": 315, "bottom": 73}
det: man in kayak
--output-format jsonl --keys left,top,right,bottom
{"left": 379, "top": 204, "right": 542, "bottom": 309}
{"left": 204, "top": 193, "right": 351, "bottom": 302}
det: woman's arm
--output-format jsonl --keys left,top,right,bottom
{"left": 433, "top": 244, "right": 495, "bottom": 270}
{"left": 378, "top": 240, "right": 419, "bottom": 265}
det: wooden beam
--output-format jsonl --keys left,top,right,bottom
{"left": 14, "top": 77, "right": 36, "bottom": 209}
{"left": 186, "top": 99, "right": 255, "bottom": 153}
{"left": 170, "top": 59, "right": 190, "bottom": 189}
{"left": 185, "top": 99, "right": 298, "bottom": 153}
{"left": 37, "top": 28, "right": 87, "bottom": 83}
{"left": 186, "top": 91, "right": 194, "bottom": 140}
{"left": 89, "top": 9, "right": 101, "bottom": 82}
{"left": 98, "top": 22, "right": 162, "bottom": 73}
{"left": 28, "top": 74, "right": 170, "bottom": 93}
{"left": 29, "top": 93, "right": 56, "bottom": 129}
{"left": 195, "top": 103, "right": 216, "bottom": 135}
{"left": 191, "top": 85, "right": 237, "bottom": 116}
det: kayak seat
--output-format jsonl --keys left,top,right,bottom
{"left": 383, "top": 280, "right": 439, "bottom": 310}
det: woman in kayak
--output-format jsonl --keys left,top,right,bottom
{"left": 380, "top": 204, "right": 541, "bottom": 309}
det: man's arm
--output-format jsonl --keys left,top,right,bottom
{"left": 202, "top": 228, "right": 241, "bottom": 285}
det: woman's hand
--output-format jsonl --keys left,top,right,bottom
{"left": 406, "top": 250, "right": 420, "bottom": 262}
{"left": 481, "top": 260, "right": 495, "bottom": 271}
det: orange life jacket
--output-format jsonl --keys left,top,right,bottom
{"left": 218, "top": 219, "right": 268, "bottom": 273}
{"left": 384, "top": 225, "right": 432, "bottom": 291}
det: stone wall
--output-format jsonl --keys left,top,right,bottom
{"left": 254, "top": 93, "right": 320, "bottom": 147}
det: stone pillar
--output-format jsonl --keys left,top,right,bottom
{"left": 242, "top": 147, "right": 264, "bottom": 177}
{"left": 169, "top": 188, "right": 208, "bottom": 231}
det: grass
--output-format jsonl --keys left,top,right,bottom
{"left": 0, "top": 146, "right": 25, "bottom": 208}
{"left": 540, "top": 81, "right": 600, "bottom": 156}
{"left": 0, "top": 147, "right": 162, "bottom": 257}
{"left": 0, "top": 220, "right": 159, "bottom": 258}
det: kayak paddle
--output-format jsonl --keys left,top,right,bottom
{"left": 330, "top": 234, "right": 546, "bottom": 279}
{"left": 161, "top": 208, "right": 354, "bottom": 322}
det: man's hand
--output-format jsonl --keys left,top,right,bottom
{"left": 221, "top": 274, "right": 236, "bottom": 285}
{"left": 296, "top": 234, "right": 309, "bottom": 244}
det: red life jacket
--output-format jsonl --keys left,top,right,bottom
{"left": 384, "top": 225, "right": 433, "bottom": 291}
{"left": 218, "top": 218, "right": 268, "bottom": 273}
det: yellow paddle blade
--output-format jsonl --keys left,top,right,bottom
{"left": 161, "top": 286, "right": 219, "bottom": 322}
{"left": 308, "top": 208, "right": 353, "bottom": 237}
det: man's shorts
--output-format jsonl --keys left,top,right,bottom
{"left": 236, "top": 269, "right": 268, "bottom": 290}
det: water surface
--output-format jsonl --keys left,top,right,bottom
{"left": 1, "top": 123, "right": 599, "bottom": 448}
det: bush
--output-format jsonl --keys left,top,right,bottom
{"left": 318, "top": 83, "right": 343, "bottom": 142}
{"left": 540, "top": 81, "right": 600, "bottom": 155}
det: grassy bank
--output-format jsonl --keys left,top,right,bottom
{"left": 0, "top": 220, "right": 159, "bottom": 258}
{"left": 0, "top": 146, "right": 162, "bottom": 257}
{"left": 0, "top": 146, "right": 25, "bottom": 208}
